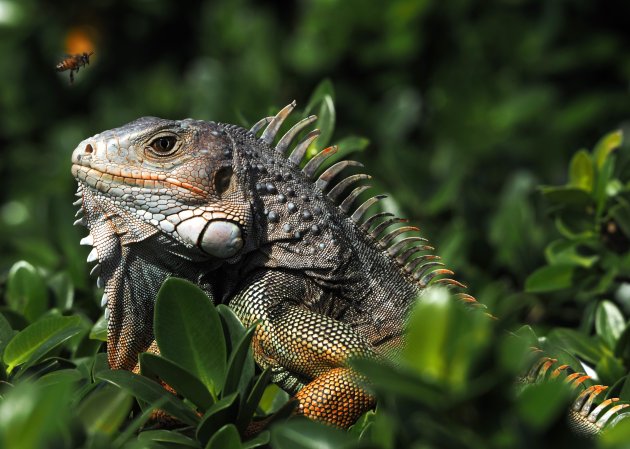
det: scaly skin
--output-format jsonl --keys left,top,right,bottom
{"left": 71, "top": 102, "right": 628, "bottom": 432}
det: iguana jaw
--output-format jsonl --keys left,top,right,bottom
{"left": 74, "top": 184, "right": 222, "bottom": 370}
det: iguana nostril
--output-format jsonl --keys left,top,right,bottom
{"left": 85, "top": 144, "right": 94, "bottom": 154}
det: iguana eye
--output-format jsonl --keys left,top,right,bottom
{"left": 149, "top": 136, "right": 177, "bottom": 155}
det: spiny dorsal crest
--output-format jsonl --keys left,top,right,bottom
{"left": 247, "top": 101, "right": 481, "bottom": 307}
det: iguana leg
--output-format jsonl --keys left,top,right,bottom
{"left": 294, "top": 367, "right": 373, "bottom": 428}
{"left": 229, "top": 270, "right": 376, "bottom": 427}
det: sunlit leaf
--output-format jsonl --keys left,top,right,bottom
{"left": 595, "top": 300, "right": 626, "bottom": 349}
{"left": 593, "top": 129, "right": 623, "bottom": 169}
{"left": 3, "top": 315, "right": 83, "bottom": 374}
{"left": 258, "top": 383, "right": 290, "bottom": 415}
{"left": 568, "top": 149, "right": 594, "bottom": 191}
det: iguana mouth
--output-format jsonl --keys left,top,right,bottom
{"left": 71, "top": 163, "right": 207, "bottom": 197}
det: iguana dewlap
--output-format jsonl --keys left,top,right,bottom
{"left": 71, "top": 102, "right": 626, "bottom": 432}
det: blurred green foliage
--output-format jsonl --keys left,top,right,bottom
{"left": 1, "top": 0, "right": 630, "bottom": 447}
{"left": 1, "top": 0, "right": 629, "bottom": 316}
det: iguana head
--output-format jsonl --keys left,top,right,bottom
{"left": 71, "top": 116, "right": 250, "bottom": 260}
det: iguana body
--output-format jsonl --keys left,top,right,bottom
{"left": 71, "top": 102, "right": 626, "bottom": 432}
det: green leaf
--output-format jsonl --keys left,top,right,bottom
{"left": 316, "top": 135, "right": 370, "bottom": 170}
{"left": 402, "top": 287, "right": 490, "bottom": 389}
{"left": 271, "top": 419, "right": 355, "bottom": 449}
{"left": 610, "top": 202, "right": 630, "bottom": 238}
{"left": 96, "top": 369, "right": 199, "bottom": 426}
{"left": 48, "top": 272, "right": 74, "bottom": 311}
{"left": 237, "top": 368, "right": 272, "bottom": 431}
{"left": 544, "top": 240, "right": 598, "bottom": 268}
{"left": 524, "top": 264, "right": 575, "bottom": 293}
{"left": 516, "top": 379, "right": 571, "bottom": 429}
{"left": 595, "top": 156, "right": 616, "bottom": 218}
{"left": 155, "top": 278, "right": 226, "bottom": 396}
{"left": 554, "top": 215, "right": 596, "bottom": 240}
{"left": 222, "top": 325, "right": 255, "bottom": 398}
{"left": 547, "top": 328, "right": 603, "bottom": 365}
{"left": 539, "top": 186, "right": 593, "bottom": 207}
{"left": 512, "top": 325, "right": 539, "bottom": 346}
{"left": 352, "top": 358, "right": 443, "bottom": 405}
{"left": 242, "top": 431, "right": 270, "bottom": 449}
{"left": 89, "top": 314, "right": 108, "bottom": 341}
{"left": 196, "top": 392, "right": 239, "bottom": 445}
{"left": 205, "top": 424, "right": 242, "bottom": 449}
{"left": 78, "top": 383, "right": 133, "bottom": 435}
{"left": 138, "top": 430, "right": 200, "bottom": 448}
{"left": 308, "top": 94, "right": 336, "bottom": 156}
{"left": 0, "top": 313, "right": 16, "bottom": 362}
{"left": 619, "top": 373, "right": 630, "bottom": 402}
{"left": 0, "top": 378, "right": 73, "bottom": 449}
{"left": 303, "top": 79, "right": 335, "bottom": 117}
{"left": 217, "top": 304, "right": 246, "bottom": 353}
{"left": 402, "top": 287, "right": 451, "bottom": 382}
{"left": 595, "top": 353, "right": 625, "bottom": 387}
{"left": 600, "top": 415, "right": 630, "bottom": 447}
{"left": 568, "top": 149, "right": 594, "bottom": 191}
{"left": 302, "top": 81, "right": 336, "bottom": 159}
{"left": 258, "top": 383, "right": 290, "bottom": 415}
{"left": 113, "top": 397, "right": 170, "bottom": 447}
{"left": 36, "top": 368, "right": 83, "bottom": 387}
{"left": 5, "top": 261, "right": 48, "bottom": 322}
{"left": 335, "top": 136, "right": 369, "bottom": 157}
{"left": 92, "top": 352, "right": 110, "bottom": 380}
{"left": 593, "top": 129, "right": 623, "bottom": 169}
{"left": 595, "top": 300, "right": 626, "bottom": 349}
{"left": 3, "top": 315, "right": 83, "bottom": 374}
{"left": 140, "top": 352, "right": 214, "bottom": 411}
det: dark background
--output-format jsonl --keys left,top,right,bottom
{"left": 1, "top": 0, "right": 629, "bottom": 320}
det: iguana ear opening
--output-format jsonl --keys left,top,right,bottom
{"left": 214, "top": 166, "right": 235, "bottom": 196}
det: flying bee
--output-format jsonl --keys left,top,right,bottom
{"left": 56, "top": 51, "right": 94, "bottom": 84}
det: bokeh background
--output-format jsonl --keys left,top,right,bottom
{"left": 1, "top": 0, "right": 629, "bottom": 322}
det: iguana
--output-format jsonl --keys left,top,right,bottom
{"left": 71, "top": 101, "right": 628, "bottom": 434}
